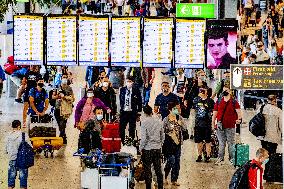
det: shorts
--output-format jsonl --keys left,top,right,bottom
{"left": 23, "top": 90, "right": 30, "bottom": 102}
{"left": 194, "top": 126, "right": 211, "bottom": 143}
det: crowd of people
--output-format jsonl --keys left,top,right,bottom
{"left": 238, "top": 0, "right": 284, "bottom": 65}
{"left": 0, "top": 58, "right": 282, "bottom": 189}
{"left": 63, "top": 0, "right": 177, "bottom": 17}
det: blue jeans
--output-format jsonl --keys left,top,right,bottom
{"left": 217, "top": 128, "right": 236, "bottom": 161}
{"left": 164, "top": 146, "right": 181, "bottom": 182}
{"left": 8, "top": 160, "right": 28, "bottom": 188}
{"left": 143, "top": 85, "right": 152, "bottom": 106}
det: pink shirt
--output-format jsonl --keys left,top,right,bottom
{"left": 80, "top": 99, "right": 96, "bottom": 122}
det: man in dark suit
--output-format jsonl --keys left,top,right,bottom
{"left": 119, "top": 76, "right": 142, "bottom": 144}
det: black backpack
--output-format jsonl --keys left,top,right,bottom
{"left": 249, "top": 104, "right": 266, "bottom": 137}
{"left": 229, "top": 161, "right": 257, "bottom": 189}
{"left": 49, "top": 89, "right": 56, "bottom": 107}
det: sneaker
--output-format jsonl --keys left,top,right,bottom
{"left": 215, "top": 158, "right": 225, "bottom": 165}
{"left": 172, "top": 181, "right": 181, "bottom": 186}
{"left": 205, "top": 156, "right": 211, "bottom": 163}
{"left": 0, "top": 111, "right": 2, "bottom": 115}
{"left": 15, "top": 98, "right": 23, "bottom": 103}
{"left": 196, "top": 155, "right": 203, "bottom": 162}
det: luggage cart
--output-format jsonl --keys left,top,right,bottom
{"left": 28, "top": 114, "right": 63, "bottom": 158}
{"left": 74, "top": 151, "right": 135, "bottom": 189}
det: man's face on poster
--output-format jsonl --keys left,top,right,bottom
{"left": 208, "top": 37, "right": 228, "bottom": 60}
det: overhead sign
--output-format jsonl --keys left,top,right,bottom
{"left": 46, "top": 16, "right": 77, "bottom": 66}
{"left": 175, "top": 19, "right": 205, "bottom": 69}
{"left": 176, "top": 3, "right": 215, "bottom": 18}
{"left": 79, "top": 16, "right": 109, "bottom": 66}
{"left": 13, "top": 15, "right": 44, "bottom": 65}
{"left": 231, "top": 65, "right": 283, "bottom": 90}
{"left": 111, "top": 17, "right": 141, "bottom": 67}
{"left": 143, "top": 18, "right": 173, "bottom": 68}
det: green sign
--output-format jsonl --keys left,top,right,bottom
{"left": 176, "top": 3, "right": 215, "bottom": 18}
{"left": 16, "top": 0, "right": 29, "bottom": 2}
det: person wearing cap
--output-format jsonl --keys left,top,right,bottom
{"left": 206, "top": 30, "right": 237, "bottom": 69}
{"left": 28, "top": 76, "right": 49, "bottom": 117}
{"left": 119, "top": 76, "right": 142, "bottom": 144}
{"left": 256, "top": 41, "right": 270, "bottom": 64}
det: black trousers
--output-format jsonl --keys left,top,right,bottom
{"left": 142, "top": 149, "right": 164, "bottom": 189}
{"left": 54, "top": 108, "right": 68, "bottom": 141}
{"left": 261, "top": 140, "right": 278, "bottom": 156}
{"left": 118, "top": 6, "right": 123, "bottom": 16}
{"left": 261, "top": 140, "right": 278, "bottom": 179}
{"left": 120, "top": 111, "right": 137, "bottom": 144}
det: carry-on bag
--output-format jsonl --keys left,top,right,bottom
{"left": 234, "top": 144, "right": 250, "bottom": 167}
{"left": 264, "top": 153, "right": 283, "bottom": 183}
{"left": 102, "top": 115, "right": 121, "bottom": 153}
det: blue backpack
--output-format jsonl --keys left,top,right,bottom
{"left": 16, "top": 133, "right": 35, "bottom": 169}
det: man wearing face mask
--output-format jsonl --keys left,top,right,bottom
{"left": 78, "top": 107, "right": 106, "bottom": 154}
{"left": 94, "top": 76, "right": 117, "bottom": 120}
{"left": 22, "top": 66, "right": 42, "bottom": 127}
{"left": 53, "top": 74, "right": 75, "bottom": 144}
{"left": 28, "top": 77, "right": 49, "bottom": 118}
{"left": 93, "top": 70, "right": 107, "bottom": 90}
{"left": 259, "top": 95, "right": 282, "bottom": 157}
{"left": 256, "top": 41, "right": 270, "bottom": 64}
{"left": 193, "top": 86, "right": 215, "bottom": 163}
{"left": 248, "top": 148, "right": 269, "bottom": 189}
{"left": 154, "top": 81, "right": 180, "bottom": 120}
{"left": 212, "top": 86, "right": 242, "bottom": 165}
{"left": 119, "top": 76, "right": 142, "bottom": 144}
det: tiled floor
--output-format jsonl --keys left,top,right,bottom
{"left": 0, "top": 68, "right": 282, "bottom": 189}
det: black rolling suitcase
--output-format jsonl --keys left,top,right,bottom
{"left": 243, "top": 90, "right": 257, "bottom": 110}
{"left": 264, "top": 153, "right": 283, "bottom": 183}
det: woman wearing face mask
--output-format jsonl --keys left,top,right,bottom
{"left": 94, "top": 77, "right": 117, "bottom": 121}
{"left": 162, "top": 102, "right": 187, "bottom": 186}
{"left": 74, "top": 88, "right": 111, "bottom": 131}
{"left": 53, "top": 74, "right": 75, "bottom": 144}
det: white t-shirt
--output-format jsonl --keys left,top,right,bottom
{"left": 124, "top": 88, "right": 132, "bottom": 111}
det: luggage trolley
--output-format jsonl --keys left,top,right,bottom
{"left": 28, "top": 113, "right": 63, "bottom": 158}
{"left": 74, "top": 151, "right": 135, "bottom": 189}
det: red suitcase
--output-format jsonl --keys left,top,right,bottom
{"left": 102, "top": 122, "right": 121, "bottom": 153}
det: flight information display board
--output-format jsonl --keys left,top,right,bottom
{"left": 79, "top": 16, "right": 109, "bottom": 66}
{"left": 46, "top": 16, "right": 77, "bottom": 66}
{"left": 111, "top": 17, "right": 141, "bottom": 67}
{"left": 13, "top": 15, "right": 44, "bottom": 65}
{"left": 175, "top": 19, "right": 205, "bottom": 68}
{"left": 143, "top": 18, "right": 173, "bottom": 68}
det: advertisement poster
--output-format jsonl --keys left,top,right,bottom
{"left": 13, "top": 15, "right": 44, "bottom": 65}
{"left": 79, "top": 16, "right": 109, "bottom": 66}
{"left": 205, "top": 19, "right": 238, "bottom": 69}
{"left": 111, "top": 17, "right": 141, "bottom": 67}
{"left": 46, "top": 16, "right": 77, "bottom": 66}
{"left": 175, "top": 19, "right": 205, "bottom": 68}
{"left": 143, "top": 18, "right": 173, "bottom": 68}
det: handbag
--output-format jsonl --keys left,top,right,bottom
{"left": 134, "top": 159, "right": 145, "bottom": 182}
